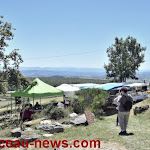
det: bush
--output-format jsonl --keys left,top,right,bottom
{"left": 50, "top": 107, "right": 64, "bottom": 120}
{"left": 63, "top": 107, "right": 73, "bottom": 118}
{"left": 33, "top": 101, "right": 73, "bottom": 120}
{"left": 42, "top": 101, "right": 72, "bottom": 120}
{"left": 74, "top": 89, "right": 108, "bottom": 118}
{"left": 71, "top": 98, "right": 83, "bottom": 114}
{"left": 46, "top": 100, "right": 56, "bottom": 111}
{"left": 92, "top": 109, "right": 104, "bottom": 119}
{"left": 32, "top": 111, "right": 44, "bottom": 119}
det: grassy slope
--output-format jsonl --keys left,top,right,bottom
{"left": 38, "top": 98, "right": 150, "bottom": 150}
{"left": 1, "top": 98, "right": 150, "bottom": 150}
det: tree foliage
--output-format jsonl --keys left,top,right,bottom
{"left": 104, "top": 36, "right": 146, "bottom": 82}
{"left": 0, "top": 16, "right": 29, "bottom": 93}
{"left": 72, "top": 89, "right": 108, "bottom": 118}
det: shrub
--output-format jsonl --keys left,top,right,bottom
{"left": 63, "top": 107, "right": 73, "bottom": 118}
{"left": 32, "top": 111, "right": 44, "bottom": 119}
{"left": 42, "top": 101, "right": 72, "bottom": 120}
{"left": 71, "top": 98, "right": 83, "bottom": 114}
{"left": 92, "top": 109, "right": 104, "bottom": 119}
{"left": 74, "top": 89, "right": 108, "bottom": 118}
{"left": 50, "top": 107, "right": 64, "bottom": 120}
{"left": 33, "top": 101, "right": 72, "bottom": 120}
{"left": 46, "top": 100, "right": 56, "bottom": 111}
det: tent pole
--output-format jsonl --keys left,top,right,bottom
{"left": 7, "top": 102, "right": 9, "bottom": 111}
{"left": 11, "top": 97, "right": 12, "bottom": 116}
{"left": 33, "top": 94, "right": 34, "bottom": 106}
{"left": 15, "top": 102, "right": 16, "bottom": 114}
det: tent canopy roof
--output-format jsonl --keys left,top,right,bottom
{"left": 71, "top": 83, "right": 99, "bottom": 89}
{"left": 56, "top": 84, "right": 80, "bottom": 92}
{"left": 126, "top": 83, "right": 147, "bottom": 87}
{"left": 94, "top": 83, "right": 125, "bottom": 91}
{"left": 11, "top": 78, "right": 63, "bottom": 98}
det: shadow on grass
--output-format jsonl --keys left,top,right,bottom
{"left": 104, "top": 106, "right": 118, "bottom": 116}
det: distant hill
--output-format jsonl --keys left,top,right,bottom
{"left": 20, "top": 67, "right": 106, "bottom": 78}
{"left": 136, "top": 70, "right": 150, "bottom": 80}
{"left": 20, "top": 67, "right": 150, "bottom": 80}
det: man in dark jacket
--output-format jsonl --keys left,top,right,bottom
{"left": 117, "top": 87, "right": 133, "bottom": 135}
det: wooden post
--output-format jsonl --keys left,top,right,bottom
{"left": 40, "top": 97, "right": 41, "bottom": 105}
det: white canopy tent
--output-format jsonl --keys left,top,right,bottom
{"left": 56, "top": 84, "right": 80, "bottom": 98}
{"left": 71, "top": 83, "right": 99, "bottom": 89}
{"left": 126, "top": 83, "right": 148, "bottom": 87}
{"left": 113, "top": 82, "right": 149, "bottom": 104}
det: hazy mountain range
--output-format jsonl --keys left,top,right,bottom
{"left": 20, "top": 67, "right": 150, "bottom": 80}
{"left": 20, "top": 67, "right": 105, "bottom": 78}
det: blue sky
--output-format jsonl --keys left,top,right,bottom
{"left": 0, "top": 0, "right": 150, "bottom": 70}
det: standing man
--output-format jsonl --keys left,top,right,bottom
{"left": 117, "top": 87, "right": 133, "bottom": 135}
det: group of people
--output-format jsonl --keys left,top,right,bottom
{"left": 116, "top": 87, "right": 133, "bottom": 136}
{"left": 20, "top": 102, "right": 42, "bottom": 122}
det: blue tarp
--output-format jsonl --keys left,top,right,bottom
{"left": 79, "top": 83, "right": 130, "bottom": 91}
{"left": 81, "top": 85, "right": 96, "bottom": 89}
{"left": 82, "top": 83, "right": 128, "bottom": 91}
{"left": 96, "top": 83, "right": 125, "bottom": 90}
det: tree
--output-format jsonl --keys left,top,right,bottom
{"left": 0, "top": 16, "right": 29, "bottom": 93}
{"left": 104, "top": 36, "right": 146, "bottom": 82}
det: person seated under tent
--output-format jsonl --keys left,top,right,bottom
{"left": 20, "top": 104, "right": 35, "bottom": 122}
{"left": 34, "top": 102, "right": 42, "bottom": 110}
{"left": 29, "top": 103, "right": 33, "bottom": 110}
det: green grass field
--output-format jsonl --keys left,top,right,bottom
{"left": 35, "top": 98, "right": 150, "bottom": 150}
